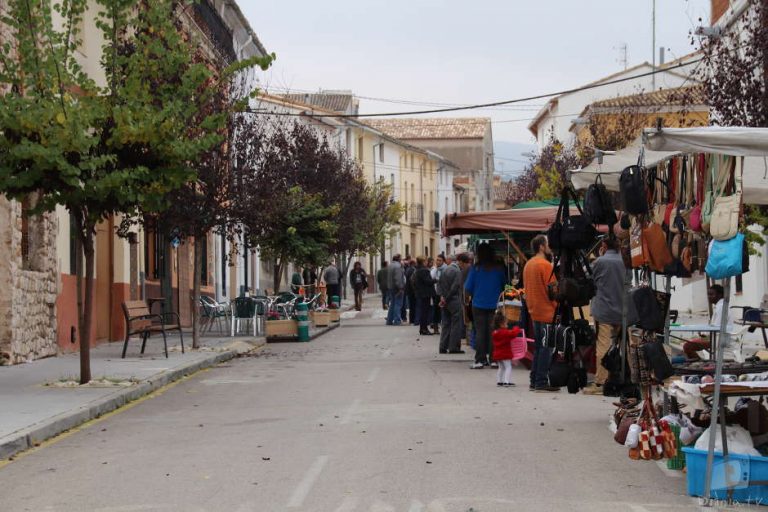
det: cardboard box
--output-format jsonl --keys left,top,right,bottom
{"left": 265, "top": 319, "right": 298, "bottom": 337}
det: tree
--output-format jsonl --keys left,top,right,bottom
{"left": 0, "top": 0, "right": 269, "bottom": 382}
{"left": 507, "top": 133, "right": 584, "bottom": 205}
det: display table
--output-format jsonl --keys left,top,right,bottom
{"left": 669, "top": 324, "right": 738, "bottom": 361}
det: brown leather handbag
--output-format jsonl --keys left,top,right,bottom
{"left": 641, "top": 223, "right": 673, "bottom": 272}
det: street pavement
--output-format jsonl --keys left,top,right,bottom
{"left": 0, "top": 302, "right": 728, "bottom": 511}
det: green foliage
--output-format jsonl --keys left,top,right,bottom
{"left": 257, "top": 186, "right": 339, "bottom": 268}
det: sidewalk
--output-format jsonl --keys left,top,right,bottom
{"left": 0, "top": 303, "right": 352, "bottom": 461}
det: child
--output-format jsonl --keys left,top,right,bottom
{"left": 492, "top": 312, "right": 521, "bottom": 387}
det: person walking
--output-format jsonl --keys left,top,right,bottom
{"left": 584, "top": 237, "right": 626, "bottom": 395}
{"left": 492, "top": 312, "right": 521, "bottom": 387}
{"left": 386, "top": 254, "right": 405, "bottom": 326}
{"left": 437, "top": 254, "right": 465, "bottom": 354}
{"left": 323, "top": 261, "right": 341, "bottom": 306}
{"left": 464, "top": 244, "right": 507, "bottom": 369}
{"left": 413, "top": 256, "right": 435, "bottom": 336}
{"left": 523, "top": 235, "right": 559, "bottom": 392}
{"left": 376, "top": 261, "right": 389, "bottom": 310}
{"left": 349, "top": 261, "right": 368, "bottom": 311}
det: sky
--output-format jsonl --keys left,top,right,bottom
{"left": 240, "top": 0, "right": 710, "bottom": 173}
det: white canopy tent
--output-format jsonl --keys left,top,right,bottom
{"left": 570, "top": 128, "right": 768, "bottom": 205}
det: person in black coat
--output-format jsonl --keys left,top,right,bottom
{"left": 413, "top": 256, "right": 436, "bottom": 336}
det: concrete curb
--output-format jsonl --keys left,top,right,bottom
{"left": 0, "top": 340, "right": 265, "bottom": 461}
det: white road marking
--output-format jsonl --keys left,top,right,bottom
{"left": 286, "top": 455, "right": 329, "bottom": 508}
{"left": 340, "top": 399, "right": 361, "bottom": 425}
{"left": 366, "top": 367, "right": 380, "bottom": 383}
{"left": 333, "top": 496, "right": 359, "bottom": 512}
{"left": 407, "top": 500, "right": 425, "bottom": 512}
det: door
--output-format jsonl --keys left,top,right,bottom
{"left": 94, "top": 220, "right": 112, "bottom": 341}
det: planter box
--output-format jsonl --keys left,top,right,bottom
{"left": 265, "top": 319, "right": 298, "bottom": 337}
{"left": 329, "top": 309, "right": 341, "bottom": 322}
{"left": 312, "top": 311, "right": 331, "bottom": 327}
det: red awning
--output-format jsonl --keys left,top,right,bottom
{"left": 442, "top": 206, "right": 611, "bottom": 236}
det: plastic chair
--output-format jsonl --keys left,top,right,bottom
{"left": 231, "top": 297, "right": 257, "bottom": 336}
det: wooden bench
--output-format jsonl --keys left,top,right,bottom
{"left": 121, "top": 300, "right": 185, "bottom": 358}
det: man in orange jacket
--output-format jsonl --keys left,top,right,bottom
{"left": 523, "top": 234, "right": 559, "bottom": 392}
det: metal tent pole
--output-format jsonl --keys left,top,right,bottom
{"left": 702, "top": 277, "right": 732, "bottom": 504}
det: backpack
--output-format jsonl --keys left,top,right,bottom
{"left": 619, "top": 165, "right": 648, "bottom": 215}
{"left": 584, "top": 175, "right": 617, "bottom": 226}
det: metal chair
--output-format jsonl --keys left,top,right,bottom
{"left": 231, "top": 297, "right": 257, "bottom": 336}
{"left": 200, "top": 296, "right": 228, "bottom": 334}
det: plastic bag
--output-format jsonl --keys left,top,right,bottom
{"left": 694, "top": 424, "right": 760, "bottom": 456}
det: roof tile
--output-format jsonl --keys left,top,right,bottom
{"left": 366, "top": 118, "right": 490, "bottom": 140}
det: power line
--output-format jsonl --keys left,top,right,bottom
{"left": 247, "top": 57, "right": 701, "bottom": 119}
{"left": 262, "top": 85, "right": 546, "bottom": 111}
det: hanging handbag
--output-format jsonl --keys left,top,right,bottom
{"left": 702, "top": 154, "right": 731, "bottom": 233}
{"left": 602, "top": 342, "right": 623, "bottom": 374}
{"left": 630, "top": 217, "right": 646, "bottom": 268}
{"left": 710, "top": 156, "right": 742, "bottom": 241}
{"left": 584, "top": 174, "right": 617, "bottom": 226}
{"left": 690, "top": 154, "right": 706, "bottom": 232}
{"left": 639, "top": 337, "right": 674, "bottom": 383}
{"left": 572, "top": 308, "right": 595, "bottom": 347}
{"left": 628, "top": 329, "right": 652, "bottom": 386}
{"left": 641, "top": 223, "right": 673, "bottom": 272}
{"left": 629, "top": 286, "right": 664, "bottom": 331}
{"left": 705, "top": 232, "right": 748, "bottom": 280}
{"left": 620, "top": 165, "right": 649, "bottom": 215}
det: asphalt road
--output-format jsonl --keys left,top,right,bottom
{"left": 1, "top": 304, "right": 705, "bottom": 511}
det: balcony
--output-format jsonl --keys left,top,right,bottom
{"left": 409, "top": 204, "right": 424, "bottom": 226}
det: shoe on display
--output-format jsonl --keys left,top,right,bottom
{"left": 471, "top": 362, "right": 484, "bottom": 369}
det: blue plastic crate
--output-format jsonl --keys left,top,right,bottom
{"left": 683, "top": 447, "right": 768, "bottom": 504}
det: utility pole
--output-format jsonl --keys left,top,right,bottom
{"left": 652, "top": 0, "right": 657, "bottom": 90}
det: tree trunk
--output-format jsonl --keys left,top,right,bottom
{"left": 192, "top": 236, "right": 202, "bottom": 349}
{"left": 273, "top": 258, "right": 284, "bottom": 294}
{"left": 79, "top": 226, "right": 96, "bottom": 384}
{"left": 339, "top": 252, "right": 351, "bottom": 300}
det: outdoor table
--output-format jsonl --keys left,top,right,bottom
{"left": 669, "top": 324, "right": 738, "bottom": 361}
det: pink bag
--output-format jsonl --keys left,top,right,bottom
{"left": 511, "top": 330, "right": 532, "bottom": 361}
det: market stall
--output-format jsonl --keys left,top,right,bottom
{"left": 600, "top": 126, "right": 768, "bottom": 505}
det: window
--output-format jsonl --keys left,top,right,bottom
{"left": 378, "top": 143, "right": 384, "bottom": 162}
{"left": 405, "top": 244, "right": 410, "bottom": 257}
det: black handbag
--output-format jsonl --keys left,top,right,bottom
{"left": 549, "top": 353, "right": 572, "bottom": 388}
{"left": 630, "top": 286, "right": 664, "bottom": 332}
{"left": 548, "top": 187, "right": 597, "bottom": 252}
{"left": 601, "top": 343, "right": 622, "bottom": 374}
{"left": 584, "top": 175, "right": 617, "bottom": 226}
{"left": 544, "top": 323, "right": 570, "bottom": 350}
{"left": 620, "top": 165, "right": 649, "bottom": 215}
{"left": 571, "top": 318, "right": 595, "bottom": 347}
{"left": 640, "top": 339, "right": 674, "bottom": 383}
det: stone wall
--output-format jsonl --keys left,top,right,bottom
{"left": 0, "top": 196, "right": 59, "bottom": 364}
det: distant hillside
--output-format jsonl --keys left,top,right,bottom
{"left": 493, "top": 141, "right": 536, "bottom": 180}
